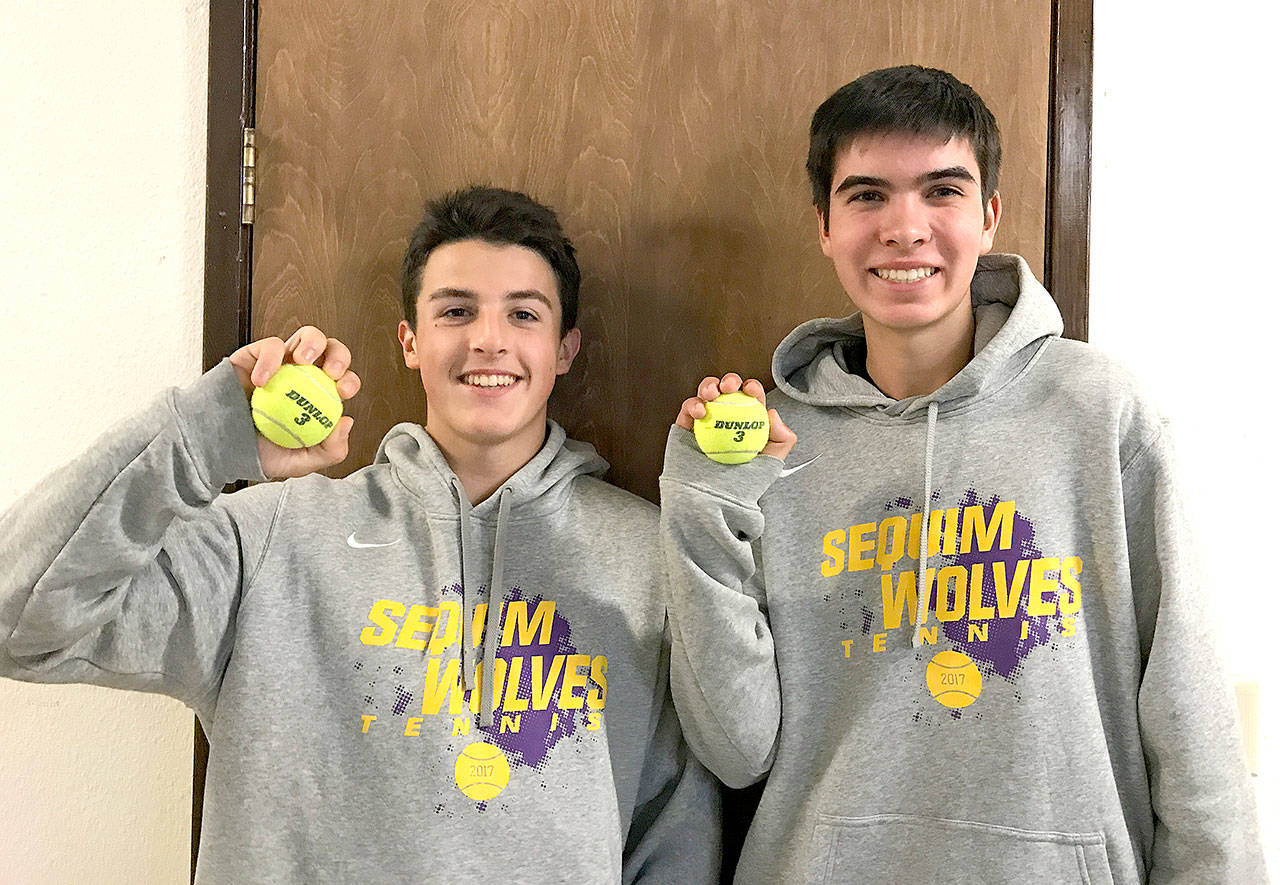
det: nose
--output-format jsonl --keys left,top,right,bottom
{"left": 469, "top": 308, "right": 508, "bottom": 354}
{"left": 880, "top": 196, "right": 930, "bottom": 248}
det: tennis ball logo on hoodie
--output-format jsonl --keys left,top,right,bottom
{"left": 454, "top": 742, "right": 510, "bottom": 801}
{"left": 926, "top": 650, "right": 983, "bottom": 708}
{"left": 355, "top": 586, "right": 607, "bottom": 809}
{"left": 821, "top": 490, "right": 1087, "bottom": 702}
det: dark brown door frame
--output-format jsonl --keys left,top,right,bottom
{"left": 1045, "top": 0, "right": 1092, "bottom": 340}
{"left": 196, "top": 0, "right": 1093, "bottom": 874}
{"left": 196, "top": 0, "right": 257, "bottom": 877}
{"left": 203, "top": 0, "right": 257, "bottom": 376}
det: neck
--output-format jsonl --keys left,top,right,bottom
{"left": 863, "top": 303, "right": 975, "bottom": 400}
{"left": 427, "top": 420, "right": 547, "bottom": 506}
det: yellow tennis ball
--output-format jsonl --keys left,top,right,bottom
{"left": 693, "top": 391, "right": 770, "bottom": 464}
{"left": 926, "top": 650, "right": 983, "bottom": 709}
{"left": 454, "top": 741, "right": 510, "bottom": 802}
{"left": 250, "top": 363, "right": 343, "bottom": 449}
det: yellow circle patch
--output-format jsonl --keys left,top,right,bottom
{"left": 454, "top": 741, "right": 510, "bottom": 802}
{"left": 926, "top": 650, "right": 983, "bottom": 709}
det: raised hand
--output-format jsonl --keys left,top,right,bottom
{"left": 229, "top": 326, "right": 362, "bottom": 478}
{"left": 675, "top": 372, "right": 797, "bottom": 461}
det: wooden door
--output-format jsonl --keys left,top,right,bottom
{"left": 248, "top": 0, "right": 1055, "bottom": 501}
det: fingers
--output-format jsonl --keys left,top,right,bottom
{"left": 761, "top": 408, "right": 798, "bottom": 460}
{"left": 741, "top": 378, "right": 767, "bottom": 406}
{"left": 335, "top": 369, "right": 361, "bottom": 401}
{"left": 283, "top": 326, "right": 329, "bottom": 365}
{"left": 286, "top": 329, "right": 360, "bottom": 399}
{"left": 312, "top": 415, "right": 355, "bottom": 464}
{"left": 696, "top": 373, "right": 746, "bottom": 401}
{"left": 317, "top": 337, "right": 351, "bottom": 379}
{"left": 228, "top": 336, "right": 287, "bottom": 391}
{"left": 675, "top": 396, "right": 705, "bottom": 430}
{"left": 677, "top": 373, "right": 765, "bottom": 427}
{"left": 232, "top": 327, "right": 360, "bottom": 395}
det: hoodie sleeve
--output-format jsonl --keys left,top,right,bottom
{"left": 658, "top": 425, "right": 783, "bottom": 788}
{"left": 0, "top": 360, "right": 278, "bottom": 719}
{"left": 1124, "top": 427, "right": 1267, "bottom": 882}
{"left": 622, "top": 644, "right": 722, "bottom": 884}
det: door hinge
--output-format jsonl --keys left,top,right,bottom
{"left": 241, "top": 127, "right": 256, "bottom": 225}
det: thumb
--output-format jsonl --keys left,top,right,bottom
{"left": 315, "top": 416, "right": 354, "bottom": 466}
{"left": 761, "top": 408, "right": 797, "bottom": 460}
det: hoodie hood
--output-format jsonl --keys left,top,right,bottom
{"left": 371, "top": 419, "right": 608, "bottom": 725}
{"left": 374, "top": 418, "right": 609, "bottom": 517}
{"left": 771, "top": 253, "right": 1062, "bottom": 418}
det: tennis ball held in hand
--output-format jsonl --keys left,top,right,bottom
{"left": 693, "top": 392, "right": 769, "bottom": 464}
{"left": 251, "top": 363, "right": 343, "bottom": 449}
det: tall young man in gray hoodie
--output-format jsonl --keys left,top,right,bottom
{"left": 660, "top": 66, "right": 1264, "bottom": 883}
{"left": 1, "top": 186, "right": 719, "bottom": 882}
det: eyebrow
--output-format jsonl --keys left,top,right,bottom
{"left": 832, "top": 166, "right": 977, "bottom": 195}
{"left": 427, "top": 287, "right": 555, "bottom": 310}
{"left": 922, "top": 166, "right": 976, "bottom": 185}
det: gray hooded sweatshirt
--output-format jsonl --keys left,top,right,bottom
{"left": 1, "top": 361, "right": 720, "bottom": 883}
{"left": 659, "top": 254, "right": 1264, "bottom": 884}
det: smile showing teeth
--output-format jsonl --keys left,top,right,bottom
{"left": 461, "top": 373, "right": 518, "bottom": 388}
{"left": 872, "top": 267, "right": 938, "bottom": 283}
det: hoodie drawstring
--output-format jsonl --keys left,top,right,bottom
{"left": 450, "top": 479, "right": 513, "bottom": 728}
{"left": 453, "top": 479, "right": 478, "bottom": 689}
{"left": 479, "top": 488, "right": 512, "bottom": 728}
{"left": 912, "top": 401, "right": 939, "bottom": 649}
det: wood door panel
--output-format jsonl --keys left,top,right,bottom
{"left": 254, "top": 0, "right": 1050, "bottom": 502}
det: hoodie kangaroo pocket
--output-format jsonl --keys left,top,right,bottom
{"left": 809, "top": 812, "right": 1114, "bottom": 885}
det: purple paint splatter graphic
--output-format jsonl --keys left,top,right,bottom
{"left": 468, "top": 585, "right": 583, "bottom": 770}
{"left": 937, "top": 489, "right": 1050, "bottom": 680}
{"left": 881, "top": 489, "right": 1056, "bottom": 681}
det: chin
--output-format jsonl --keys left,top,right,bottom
{"left": 470, "top": 418, "right": 540, "bottom": 446}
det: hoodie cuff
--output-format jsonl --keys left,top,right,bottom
{"left": 171, "top": 359, "right": 268, "bottom": 489}
{"left": 659, "top": 425, "right": 783, "bottom": 506}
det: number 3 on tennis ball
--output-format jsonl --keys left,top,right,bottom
{"left": 693, "top": 392, "right": 769, "bottom": 464}
{"left": 251, "top": 363, "right": 343, "bottom": 449}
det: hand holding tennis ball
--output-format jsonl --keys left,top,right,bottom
{"left": 251, "top": 364, "right": 342, "bottom": 449}
{"left": 693, "top": 392, "right": 770, "bottom": 463}
{"left": 229, "top": 326, "right": 361, "bottom": 478}
{"left": 676, "top": 373, "right": 796, "bottom": 464}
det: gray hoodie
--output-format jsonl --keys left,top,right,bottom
{"left": 659, "top": 254, "right": 1264, "bottom": 883}
{"left": 1, "top": 361, "right": 720, "bottom": 883}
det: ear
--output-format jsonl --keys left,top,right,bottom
{"left": 816, "top": 205, "right": 833, "bottom": 258}
{"left": 979, "top": 191, "right": 1002, "bottom": 254}
{"left": 556, "top": 327, "right": 582, "bottom": 375}
{"left": 397, "top": 319, "right": 419, "bottom": 369}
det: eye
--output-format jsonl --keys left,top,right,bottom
{"left": 511, "top": 308, "right": 540, "bottom": 322}
{"left": 848, "top": 190, "right": 883, "bottom": 203}
{"left": 437, "top": 306, "right": 471, "bottom": 320}
{"left": 929, "top": 185, "right": 964, "bottom": 199}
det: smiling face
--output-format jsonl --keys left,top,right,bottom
{"left": 398, "top": 238, "right": 580, "bottom": 462}
{"left": 818, "top": 132, "right": 1001, "bottom": 344}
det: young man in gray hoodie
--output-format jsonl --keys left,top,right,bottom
{"left": 1, "top": 186, "right": 719, "bottom": 882}
{"left": 660, "top": 66, "right": 1264, "bottom": 883}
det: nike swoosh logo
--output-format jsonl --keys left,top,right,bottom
{"left": 779, "top": 455, "right": 821, "bottom": 478}
{"left": 346, "top": 533, "right": 400, "bottom": 549}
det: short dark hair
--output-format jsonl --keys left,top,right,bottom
{"left": 807, "top": 65, "right": 1002, "bottom": 226}
{"left": 400, "top": 186, "right": 580, "bottom": 334}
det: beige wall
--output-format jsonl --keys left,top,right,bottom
{"left": 0, "top": 1, "right": 209, "bottom": 881}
